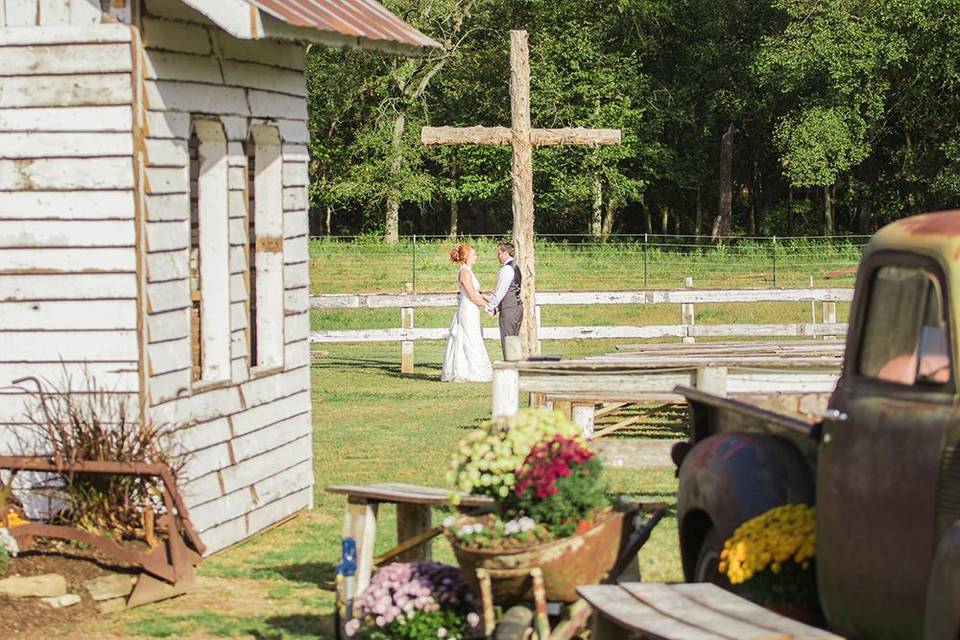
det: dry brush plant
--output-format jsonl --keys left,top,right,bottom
{"left": 13, "top": 370, "right": 187, "bottom": 542}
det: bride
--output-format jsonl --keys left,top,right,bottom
{"left": 441, "top": 244, "right": 493, "bottom": 382}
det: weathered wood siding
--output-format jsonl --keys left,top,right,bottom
{"left": 0, "top": 0, "right": 104, "bottom": 28}
{"left": 139, "top": 0, "right": 312, "bottom": 553}
{"left": 0, "top": 24, "right": 138, "bottom": 434}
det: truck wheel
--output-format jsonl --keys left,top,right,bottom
{"left": 694, "top": 527, "right": 726, "bottom": 585}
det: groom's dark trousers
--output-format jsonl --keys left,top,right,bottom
{"left": 498, "top": 302, "right": 523, "bottom": 358}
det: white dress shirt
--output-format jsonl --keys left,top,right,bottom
{"left": 485, "top": 259, "right": 516, "bottom": 313}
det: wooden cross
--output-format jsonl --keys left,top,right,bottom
{"left": 421, "top": 30, "right": 621, "bottom": 355}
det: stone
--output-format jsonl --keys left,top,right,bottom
{"left": 97, "top": 597, "right": 127, "bottom": 614}
{"left": 0, "top": 573, "right": 68, "bottom": 598}
{"left": 84, "top": 573, "right": 136, "bottom": 601}
{"left": 41, "top": 593, "right": 82, "bottom": 609}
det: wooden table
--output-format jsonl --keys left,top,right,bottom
{"left": 325, "top": 483, "right": 494, "bottom": 601}
{"left": 491, "top": 354, "right": 842, "bottom": 428}
{"left": 577, "top": 583, "right": 841, "bottom": 640}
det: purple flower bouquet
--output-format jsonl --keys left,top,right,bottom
{"left": 345, "top": 561, "right": 482, "bottom": 639}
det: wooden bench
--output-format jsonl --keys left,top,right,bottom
{"left": 577, "top": 583, "right": 841, "bottom": 640}
{"left": 325, "top": 483, "right": 494, "bottom": 600}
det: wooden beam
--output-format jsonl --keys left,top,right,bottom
{"left": 421, "top": 125, "right": 511, "bottom": 146}
{"left": 531, "top": 128, "right": 621, "bottom": 147}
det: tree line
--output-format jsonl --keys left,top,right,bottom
{"left": 306, "top": 0, "right": 960, "bottom": 241}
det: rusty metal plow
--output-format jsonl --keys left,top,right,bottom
{"left": 0, "top": 456, "right": 205, "bottom": 607}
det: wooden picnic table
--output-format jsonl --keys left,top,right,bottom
{"left": 491, "top": 354, "right": 841, "bottom": 428}
{"left": 577, "top": 582, "right": 841, "bottom": 640}
{"left": 326, "top": 483, "right": 494, "bottom": 601}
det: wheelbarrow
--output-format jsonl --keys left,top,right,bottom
{"left": 451, "top": 501, "right": 668, "bottom": 639}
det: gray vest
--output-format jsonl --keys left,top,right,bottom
{"left": 499, "top": 260, "right": 522, "bottom": 310}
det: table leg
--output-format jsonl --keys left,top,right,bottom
{"left": 591, "top": 611, "right": 630, "bottom": 640}
{"left": 396, "top": 504, "right": 433, "bottom": 562}
{"left": 343, "top": 498, "right": 378, "bottom": 600}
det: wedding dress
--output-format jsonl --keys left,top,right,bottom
{"left": 441, "top": 266, "right": 493, "bottom": 382}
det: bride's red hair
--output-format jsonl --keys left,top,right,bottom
{"left": 449, "top": 244, "right": 473, "bottom": 264}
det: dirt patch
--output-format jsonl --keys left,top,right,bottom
{"left": 1, "top": 542, "right": 138, "bottom": 639}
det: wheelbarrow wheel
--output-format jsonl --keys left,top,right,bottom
{"left": 494, "top": 605, "right": 534, "bottom": 640}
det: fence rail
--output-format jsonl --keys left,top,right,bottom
{"left": 310, "top": 285, "right": 855, "bottom": 373}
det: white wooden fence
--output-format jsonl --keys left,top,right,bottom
{"left": 310, "top": 283, "right": 855, "bottom": 373}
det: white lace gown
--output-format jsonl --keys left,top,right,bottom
{"left": 441, "top": 266, "right": 493, "bottom": 382}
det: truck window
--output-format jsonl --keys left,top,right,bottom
{"left": 858, "top": 265, "right": 951, "bottom": 386}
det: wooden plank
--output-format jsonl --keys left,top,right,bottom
{"left": 220, "top": 60, "right": 306, "bottom": 96}
{"left": 246, "top": 485, "right": 311, "bottom": 537}
{"left": 281, "top": 160, "right": 308, "bottom": 186}
{"left": 672, "top": 584, "right": 841, "bottom": 640}
{"left": 230, "top": 412, "right": 311, "bottom": 464}
{"left": 0, "top": 361, "right": 137, "bottom": 391}
{"left": 4, "top": 0, "right": 38, "bottom": 26}
{"left": 146, "top": 278, "right": 189, "bottom": 314}
{"left": 38, "top": 0, "right": 70, "bottom": 25}
{"left": 145, "top": 249, "right": 188, "bottom": 282}
{"left": 253, "top": 458, "right": 313, "bottom": 506}
{"left": 0, "top": 219, "right": 135, "bottom": 248}
{"left": 149, "top": 384, "right": 244, "bottom": 426}
{"left": 576, "top": 585, "right": 723, "bottom": 640}
{"left": 0, "top": 299, "right": 136, "bottom": 329}
{"left": 141, "top": 16, "right": 211, "bottom": 54}
{"left": 147, "top": 365, "right": 190, "bottom": 402}
{"left": 145, "top": 165, "right": 188, "bottom": 194}
{"left": 0, "top": 330, "right": 138, "bottom": 361}
{"left": 284, "top": 209, "right": 309, "bottom": 238}
{"left": 146, "top": 193, "right": 189, "bottom": 221}
{"left": 0, "top": 157, "right": 133, "bottom": 190}
{"left": 145, "top": 109, "right": 190, "bottom": 139}
{"left": 171, "top": 415, "right": 232, "bottom": 453}
{"left": 145, "top": 79, "right": 249, "bottom": 115}
{"left": 0, "top": 24, "right": 130, "bottom": 46}
{"left": 0, "top": 190, "right": 134, "bottom": 219}
{"left": 69, "top": 0, "right": 101, "bottom": 24}
{"left": 0, "top": 272, "right": 136, "bottom": 300}
{"left": 212, "top": 30, "right": 305, "bottom": 70}
{"left": 0, "top": 74, "right": 131, "bottom": 108}
{"left": 239, "top": 366, "right": 309, "bottom": 406}
{"left": 144, "top": 138, "right": 188, "bottom": 167}
{"left": 396, "top": 504, "right": 433, "bottom": 562}
{"left": 325, "top": 483, "right": 494, "bottom": 508}
{"left": 0, "top": 42, "right": 130, "bottom": 76}
{"left": 219, "top": 434, "right": 311, "bottom": 494}
{"left": 0, "top": 246, "right": 133, "bottom": 273}
{"left": 623, "top": 584, "right": 787, "bottom": 640}
{"left": 145, "top": 219, "right": 188, "bottom": 252}
{"left": 144, "top": 49, "right": 223, "bottom": 83}
{"left": 0, "top": 105, "right": 131, "bottom": 132}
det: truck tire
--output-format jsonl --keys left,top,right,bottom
{"left": 694, "top": 527, "right": 726, "bottom": 585}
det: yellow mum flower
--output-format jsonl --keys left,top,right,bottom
{"left": 718, "top": 504, "right": 815, "bottom": 585}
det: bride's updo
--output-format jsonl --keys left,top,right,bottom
{"left": 450, "top": 243, "right": 473, "bottom": 264}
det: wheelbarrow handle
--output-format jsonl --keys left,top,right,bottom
{"left": 606, "top": 509, "right": 668, "bottom": 584}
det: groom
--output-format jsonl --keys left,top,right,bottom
{"left": 486, "top": 242, "right": 524, "bottom": 359}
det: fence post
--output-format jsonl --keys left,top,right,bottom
{"left": 535, "top": 304, "right": 543, "bottom": 355}
{"left": 643, "top": 233, "right": 649, "bottom": 289}
{"left": 809, "top": 276, "right": 816, "bottom": 323}
{"left": 822, "top": 299, "right": 837, "bottom": 341}
{"left": 681, "top": 276, "right": 695, "bottom": 344}
{"left": 411, "top": 234, "right": 417, "bottom": 292}
{"left": 771, "top": 235, "right": 777, "bottom": 287}
{"left": 401, "top": 282, "right": 414, "bottom": 374}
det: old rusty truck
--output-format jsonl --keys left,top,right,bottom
{"left": 673, "top": 210, "right": 960, "bottom": 640}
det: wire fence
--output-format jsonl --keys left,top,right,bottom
{"left": 308, "top": 234, "right": 869, "bottom": 294}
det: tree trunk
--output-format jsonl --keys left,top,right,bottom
{"left": 712, "top": 124, "right": 735, "bottom": 240}
{"left": 643, "top": 203, "right": 652, "bottom": 234}
{"left": 601, "top": 195, "right": 616, "bottom": 237}
{"left": 591, "top": 175, "right": 603, "bottom": 236}
{"left": 786, "top": 188, "right": 793, "bottom": 236}
{"left": 823, "top": 185, "right": 834, "bottom": 235}
{"left": 694, "top": 185, "right": 703, "bottom": 237}
{"left": 858, "top": 198, "right": 872, "bottom": 234}
{"left": 383, "top": 110, "right": 406, "bottom": 245}
{"left": 325, "top": 205, "right": 332, "bottom": 236}
{"left": 661, "top": 206, "right": 670, "bottom": 234}
{"left": 449, "top": 151, "right": 458, "bottom": 239}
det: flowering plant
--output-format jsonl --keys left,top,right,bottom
{"left": 719, "top": 504, "right": 817, "bottom": 610}
{"left": 444, "top": 513, "right": 549, "bottom": 550}
{"left": 448, "top": 409, "right": 581, "bottom": 501}
{"left": 345, "top": 561, "right": 481, "bottom": 640}
{"left": 512, "top": 437, "right": 608, "bottom": 538}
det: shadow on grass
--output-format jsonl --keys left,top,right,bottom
{"left": 250, "top": 613, "right": 336, "bottom": 640}
{"left": 260, "top": 561, "right": 338, "bottom": 591}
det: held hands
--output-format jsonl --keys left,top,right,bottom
{"left": 487, "top": 310, "right": 496, "bottom": 318}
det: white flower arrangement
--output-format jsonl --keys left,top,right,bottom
{"left": 0, "top": 526, "right": 19, "bottom": 558}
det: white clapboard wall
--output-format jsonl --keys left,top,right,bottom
{"left": 140, "top": 0, "right": 312, "bottom": 553}
{"left": 0, "top": 0, "right": 313, "bottom": 554}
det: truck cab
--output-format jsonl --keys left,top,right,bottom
{"left": 675, "top": 211, "right": 960, "bottom": 639}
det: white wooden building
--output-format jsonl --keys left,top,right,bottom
{"left": 0, "top": 0, "right": 436, "bottom": 552}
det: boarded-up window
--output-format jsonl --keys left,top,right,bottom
{"left": 189, "top": 118, "right": 231, "bottom": 384}
{"left": 246, "top": 126, "right": 284, "bottom": 370}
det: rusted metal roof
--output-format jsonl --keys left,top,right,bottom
{"left": 249, "top": 0, "right": 440, "bottom": 54}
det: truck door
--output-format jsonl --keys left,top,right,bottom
{"left": 819, "top": 254, "right": 956, "bottom": 639}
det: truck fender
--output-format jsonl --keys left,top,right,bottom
{"left": 925, "top": 521, "right": 960, "bottom": 640}
{"left": 677, "top": 433, "right": 814, "bottom": 582}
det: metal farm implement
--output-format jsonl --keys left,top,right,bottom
{"left": 0, "top": 456, "right": 204, "bottom": 607}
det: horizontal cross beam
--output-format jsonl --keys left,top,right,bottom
{"left": 421, "top": 126, "right": 621, "bottom": 147}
